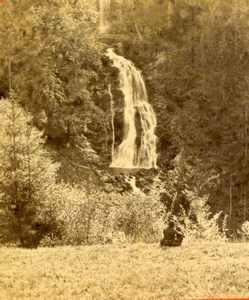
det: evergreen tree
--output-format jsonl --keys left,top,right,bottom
{"left": 0, "top": 94, "right": 60, "bottom": 247}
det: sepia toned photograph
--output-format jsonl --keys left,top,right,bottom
{"left": 0, "top": 0, "right": 249, "bottom": 299}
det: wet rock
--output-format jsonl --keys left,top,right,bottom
{"left": 102, "top": 175, "right": 115, "bottom": 183}
{"left": 96, "top": 92, "right": 112, "bottom": 111}
{"left": 104, "top": 183, "right": 115, "bottom": 193}
{"left": 143, "top": 188, "right": 151, "bottom": 194}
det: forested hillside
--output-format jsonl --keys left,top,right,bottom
{"left": 110, "top": 0, "right": 249, "bottom": 230}
{"left": 1, "top": 0, "right": 249, "bottom": 247}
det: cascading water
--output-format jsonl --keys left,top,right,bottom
{"left": 124, "top": 176, "right": 144, "bottom": 195}
{"left": 108, "top": 84, "right": 115, "bottom": 160}
{"left": 99, "top": 0, "right": 111, "bottom": 33}
{"left": 106, "top": 48, "right": 157, "bottom": 169}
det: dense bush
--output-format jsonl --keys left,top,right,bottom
{"left": 110, "top": 191, "right": 165, "bottom": 243}
{"left": 237, "top": 221, "right": 249, "bottom": 242}
{"left": 157, "top": 158, "right": 228, "bottom": 243}
{"left": 48, "top": 185, "right": 112, "bottom": 245}
{"left": 45, "top": 186, "right": 165, "bottom": 246}
{"left": 176, "top": 190, "right": 228, "bottom": 243}
{"left": 41, "top": 176, "right": 230, "bottom": 247}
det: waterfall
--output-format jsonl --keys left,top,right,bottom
{"left": 108, "top": 84, "right": 115, "bottom": 160}
{"left": 99, "top": 0, "right": 111, "bottom": 33}
{"left": 106, "top": 48, "right": 157, "bottom": 169}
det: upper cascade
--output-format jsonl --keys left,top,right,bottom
{"left": 99, "top": 0, "right": 111, "bottom": 33}
{"left": 106, "top": 48, "right": 158, "bottom": 169}
{"left": 98, "top": 0, "right": 135, "bottom": 34}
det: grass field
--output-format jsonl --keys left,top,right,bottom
{"left": 1, "top": 241, "right": 249, "bottom": 300}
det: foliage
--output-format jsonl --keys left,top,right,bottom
{"left": 160, "top": 0, "right": 249, "bottom": 227}
{"left": 0, "top": 96, "right": 60, "bottom": 246}
{"left": 50, "top": 185, "right": 113, "bottom": 245}
{"left": 112, "top": 0, "right": 249, "bottom": 228}
{"left": 157, "top": 156, "right": 227, "bottom": 242}
{"left": 237, "top": 221, "right": 249, "bottom": 241}
{"left": 0, "top": 0, "right": 109, "bottom": 159}
{"left": 110, "top": 191, "right": 165, "bottom": 243}
{"left": 1, "top": 0, "right": 249, "bottom": 244}
{"left": 49, "top": 186, "right": 165, "bottom": 245}
{"left": 178, "top": 190, "right": 228, "bottom": 243}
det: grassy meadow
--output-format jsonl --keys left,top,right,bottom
{"left": 1, "top": 241, "right": 249, "bottom": 300}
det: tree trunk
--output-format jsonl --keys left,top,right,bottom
{"left": 244, "top": 98, "right": 248, "bottom": 221}
{"left": 229, "top": 175, "right": 232, "bottom": 219}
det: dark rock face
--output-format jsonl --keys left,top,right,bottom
{"left": 113, "top": 109, "right": 124, "bottom": 147}
{"left": 103, "top": 53, "right": 126, "bottom": 152}
{"left": 46, "top": 117, "right": 69, "bottom": 144}
{"left": 134, "top": 108, "right": 143, "bottom": 150}
{"left": 95, "top": 92, "right": 112, "bottom": 111}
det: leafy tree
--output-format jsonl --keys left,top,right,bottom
{"left": 0, "top": 0, "right": 109, "bottom": 161}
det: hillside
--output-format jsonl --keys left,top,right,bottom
{"left": 1, "top": 0, "right": 249, "bottom": 247}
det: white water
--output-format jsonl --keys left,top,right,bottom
{"left": 108, "top": 84, "right": 115, "bottom": 159}
{"left": 125, "top": 176, "right": 144, "bottom": 195}
{"left": 106, "top": 48, "right": 157, "bottom": 169}
{"left": 99, "top": 0, "right": 111, "bottom": 33}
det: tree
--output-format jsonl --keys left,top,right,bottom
{"left": 0, "top": 94, "right": 60, "bottom": 247}
{"left": 0, "top": 0, "right": 109, "bottom": 161}
{"left": 155, "top": 0, "right": 249, "bottom": 228}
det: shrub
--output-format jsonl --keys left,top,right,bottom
{"left": 48, "top": 185, "right": 114, "bottom": 245}
{"left": 49, "top": 184, "right": 165, "bottom": 245}
{"left": 177, "top": 190, "right": 228, "bottom": 243}
{"left": 237, "top": 221, "right": 249, "bottom": 242}
{"left": 111, "top": 192, "right": 165, "bottom": 243}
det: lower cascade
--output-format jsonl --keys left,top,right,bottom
{"left": 106, "top": 48, "right": 157, "bottom": 169}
